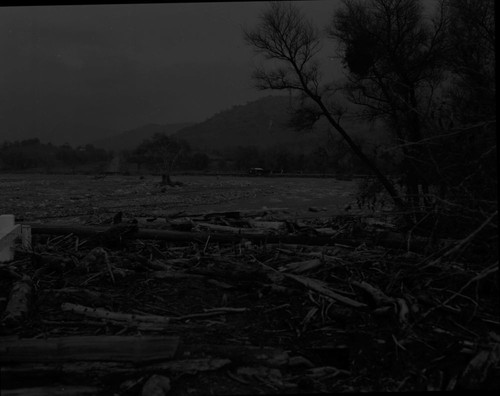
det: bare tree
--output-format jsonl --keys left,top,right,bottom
{"left": 445, "top": 0, "right": 495, "bottom": 124}
{"left": 328, "top": 0, "right": 449, "bottom": 210}
{"left": 132, "top": 134, "right": 189, "bottom": 186}
{"left": 244, "top": 1, "right": 406, "bottom": 210}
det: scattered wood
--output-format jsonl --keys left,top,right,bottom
{"left": 0, "top": 335, "right": 179, "bottom": 364}
{"left": 167, "top": 217, "right": 195, "bottom": 231}
{"left": 248, "top": 220, "right": 286, "bottom": 231}
{"left": 29, "top": 223, "right": 359, "bottom": 247}
{"left": 281, "top": 258, "right": 323, "bottom": 274}
{"left": 195, "top": 222, "right": 267, "bottom": 236}
{"left": 2, "top": 275, "right": 33, "bottom": 326}
{"left": 351, "top": 280, "right": 394, "bottom": 307}
{"left": 152, "top": 271, "right": 205, "bottom": 280}
{"left": 171, "top": 308, "right": 248, "bottom": 321}
{"left": 179, "top": 344, "right": 289, "bottom": 368}
{"left": 351, "top": 280, "right": 410, "bottom": 324}
{"left": 1, "top": 386, "right": 102, "bottom": 396}
{"left": 1, "top": 358, "right": 232, "bottom": 382}
{"left": 421, "top": 210, "right": 498, "bottom": 269}
{"left": 48, "top": 288, "right": 104, "bottom": 305}
{"left": 284, "top": 274, "right": 368, "bottom": 309}
{"left": 375, "top": 231, "right": 434, "bottom": 253}
{"left": 457, "top": 343, "right": 500, "bottom": 389}
{"left": 207, "top": 279, "right": 235, "bottom": 289}
{"left": 61, "top": 302, "right": 171, "bottom": 327}
{"left": 4, "top": 202, "right": 496, "bottom": 393}
{"left": 141, "top": 374, "right": 171, "bottom": 396}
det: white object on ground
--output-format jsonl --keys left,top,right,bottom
{"left": 0, "top": 215, "right": 31, "bottom": 262}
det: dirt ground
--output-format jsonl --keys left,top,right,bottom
{"left": 1, "top": 173, "right": 498, "bottom": 395}
{"left": 0, "top": 173, "right": 363, "bottom": 222}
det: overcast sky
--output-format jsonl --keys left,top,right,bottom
{"left": 0, "top": 1, "right": 342, "bottom": 145}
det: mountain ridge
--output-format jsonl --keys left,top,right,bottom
{"left": 172, "top": 95, "right": 326, "bottom": 153}
{"left": 89, "top": 95, "right": 388, "bottom": 154}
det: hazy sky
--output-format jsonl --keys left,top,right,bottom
{"left": 0, "top": 1, "right": 341, "bottom": 145}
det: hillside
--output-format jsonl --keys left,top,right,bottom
{"left": 173, "top": 95, "right": 388, "bottom": 154}
{"left": 91, "top": 122, "right": 194, "bottom": 151}
{"left": 173, "top": 96, "right": 327, "bottom": 153}
{"left": 89, "top": 96, "right": 390, "bottom": 155}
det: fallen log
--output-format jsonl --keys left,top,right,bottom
{"left": 29, "top": 223, "right": 444, "bottom": 252}
{"left": 2, "top": 275, "right": 33, "bottom": 326}
{"left": 351, "top": 281, "right": 410, "bottom": 324}
{"left": 1, "top": 358, "right": 231, "bottom": 382}
{"left": 247, "top": 220, "right": 286, "bottom": 231}
{"left": 27, "top": 223, "right": 355, "bottom": 247}
{"left": 0, "top": 335, "right": 179, "bottom": 364}
{"left": 179, "top": 344, "right": 289, "bottom": 368}
{"left": 168, "top": 208, "right": 290, "bottom": 220}
{"left": 281, "top": 259, "right": 323, "bottom": 274}
{"left": 284, "top": 274, "right": 368, "bottom": 309}
{"left": 62, "top": 302, "right": 171, "bottom": 326}
{"left": 1, "top": 386, "right": 102, "bottom": 396}
{"left": 194, "top": 222, "right": 268, "bottom": 236}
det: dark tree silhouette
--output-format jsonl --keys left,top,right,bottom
{"left": 329, "top": 0, "right": 449, "bottom": 210}
{"left": 244, "top": 1, "right": 406, "bottom": 210}
{"left": 132, "top": 134, "right": 189, "bottom": 186}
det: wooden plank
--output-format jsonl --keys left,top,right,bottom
{"left": 0, "top": 224, "right": 21, "bottom": 262}
{"left": 0, "top": 335, "right": 179, "bottom": 364}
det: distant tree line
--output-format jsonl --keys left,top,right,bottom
{"left": 1, "top": 133, "right": 388, "bottom": 177}
{"left": 123, "top": 134, "right": 210, "bottom": 183}
{"left": 0, "top": 139, "right": 112, "bottom": 172}
{"left": 122, "top": 131, "right": 394, "bottom": 177}
{"left": 223, "top": 139, "right": 393, "bottom": 175}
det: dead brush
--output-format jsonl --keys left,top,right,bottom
{"left": 356, "top": 178, "right": 387, "bottom": 212}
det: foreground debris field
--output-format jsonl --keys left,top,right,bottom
{"left": 1, "top": 173, "right": 498, "bottom": 395}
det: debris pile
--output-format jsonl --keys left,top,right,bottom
{"left": 1, "top": 208, "right": 498, "bottom": 394}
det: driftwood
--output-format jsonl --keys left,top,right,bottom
{"left": 284, "top": 274, "right": 368, "bottom": 309}
{"left": 351, "top": 281, "right": 409, "bottom": 324}
{"left": 0, "top": 335, "right": 179, "bottom": 364}
{"left": 152, "top": 271, "right": 205, "bottom": 280}
{"left": 1, "top": 358, "right": 231, "bottom": 385}
{"left": 29, "top": 223, "right": 445, "bottom": 253}
{"left": 282, "top": 258, "right": 323, "bottom": 274}
{"left": 1, "top": 386, "right": 102, "bottom": 396}
{"left": 179, "top": 344, "right": 289, "bottom": 368}
{"left": 457, "top": 343, "right": 500, "bottom": 389}
{"left": 191, "top": 208, "right": 290, "bottom": 219}
{"left": 248, "top": 220, "right": 286, "bottom": 231}
{"left": 351, "top": 280, "right": 394, "bottom": 307}
{"left": 28, "top": 223, "right": 355, "bottom": 247}
{"left": 48, "top": 288, "right": 104, "bottom": 305}
{"left": 62, "top": 302, "right": 171, "bottom": 327}
{"left": 195, "top": 222, "right": 268, "bottom": 236}
{"left": 2, "top": 275, "right": 33, "bottom": 326}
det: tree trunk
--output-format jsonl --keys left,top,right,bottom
{"left": 161, "top": 173, "right": 169, "bottom": 185}
{"left": 313, "top": 97, "right": 407, "bottom": 211}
